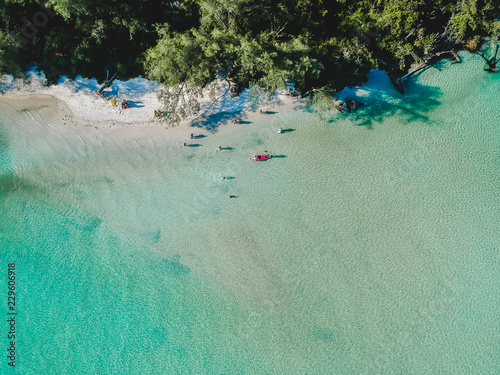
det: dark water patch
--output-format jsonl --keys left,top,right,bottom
{"left": 185, "top": 143, "right": 202, "bottom": 147}
{"left": 271, "top": 155, "right": 287, "bottom": 158}
{"left": 0, "top": 172, "right": 35, "bottom": 198}
{"left": 147, "top": 229, "right": 162, "bottom": 244}
{"left": 311, "top": 328, "right": 334, "bottom": 342}
{"left": 79, "top": 216, "right": 102, "bottom": 233}
{"left": 160, "top": 254, "right": 190, "bottom": 277}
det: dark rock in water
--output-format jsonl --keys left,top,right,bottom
{"left": 340, "top": 98, "right": 364, "bottom": 113}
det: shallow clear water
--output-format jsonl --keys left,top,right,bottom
{"left": 1, "top": 52, "right": 499, "bottom": 374}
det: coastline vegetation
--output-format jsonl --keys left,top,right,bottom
{"left": 0, "top": 0, "right": 498, "bottom": 125}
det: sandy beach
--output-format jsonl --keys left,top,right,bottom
{"left": 0, "top": 71, "right": 306, "bottom": 142}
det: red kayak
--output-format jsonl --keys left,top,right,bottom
{"left": 250, "top": 154, "right": 271, "bottom": 161}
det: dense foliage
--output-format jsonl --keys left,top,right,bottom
{"left": 1, "top": 0, "right": 498, "bottom": 123}
{"left": 0, "top": 0, "right": 198, "bottom": 81}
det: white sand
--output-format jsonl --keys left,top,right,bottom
{"left": 0, "top": 70, "right": 306, "bottom": 140}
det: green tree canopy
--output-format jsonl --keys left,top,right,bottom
{"left": 0, "top": 0, "right": 498, "bottom": 122}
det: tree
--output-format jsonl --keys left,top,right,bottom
{"left": 2, "top": 0, "right": 500, "bottom": 122}
{"left": 0, "top": 31, "right": 22, "bottom": 78}
{"left": 307, "top": 86, "right": 338, "bottom": 121}
{"left": 144, "top": 26, "right": 232, "bottom": 126}
{"left": 476, "top": 21, "right": 500, "bottom": 72}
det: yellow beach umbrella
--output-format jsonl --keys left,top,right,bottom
{"left": 109, "top": 98, "right": 116, "bottom": 106}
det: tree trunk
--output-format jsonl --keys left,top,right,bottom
{"left": 98, "top": 72, "right": 118, "bottom": 95}
{"left": 478, "top": 45, "right": 499, "bottom": 73}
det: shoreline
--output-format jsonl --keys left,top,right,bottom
{"left": 0, "top": 73, "right": 307, "bottom": 141}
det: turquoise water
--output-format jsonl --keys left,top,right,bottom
{"left": 1, "top": 52, "right": 499, "bottom": 374}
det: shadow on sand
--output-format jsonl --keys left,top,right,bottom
{"left": 124, "top": 100, "right": 144, "bottom": 108}
{"left": 192, "top": 111, "right": 239, "bottom": 131}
